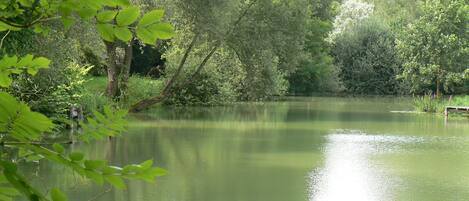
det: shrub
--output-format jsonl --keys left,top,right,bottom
{"left": 164, "top": 70, "right": 237, "bottom": 106}
{"left": 413, "top": 94, "right": 445, "bottom": 113}
{"left": 449, "top": 96, "right": 469, "bottom": 107}
{"left": 332, "top": 18, "right": 402, "bottom": 95}
{"left": 7, "top": 63, "right": 91, "bottom": 123}
{"left": 81, "top": 76, "right": 164, "bottom": 111}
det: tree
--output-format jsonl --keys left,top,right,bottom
{"left": 129, "top": 0, "right": 309, "bottom": 111}
{"left": 397, "top": 0, "right": 469, "bottom": 96}
{"left": 328, "top": 0, "right": 374, "bottom": 42}
{"left": 332, "top": 18, "right": 402, "bottom": 94}
{"left": 91, "top": 1, "right": 175, "bottom": 98}
{"left": 288, "top": 0, "right": 340, "bottom": 95}
{"left": 0, "top": 1, "right": 168, "bottom": 200}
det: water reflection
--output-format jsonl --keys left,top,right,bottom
{"left": 309, "top": 132, "right": 425, "bottom": 201}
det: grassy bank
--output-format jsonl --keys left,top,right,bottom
{"left": 80, "top": 76, "right": 163, "bottom": 113}
{"left": 414, "top": 95, "right": 469, "bottom": 114}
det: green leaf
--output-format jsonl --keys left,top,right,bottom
{"left": 16, "top": 54, "right": 33, "bottom": 67}
{"left": 0, "top": 92, "right": 54, "bottom": 141}
{"left": 140, "top": 160, "right": 153, "bottom": 169}
{"left": 136, "top": 26, "right": 157, "bottom": 45}
{"left": 0, "top": 55, "right": 18, "bottom": 67}
{"left": 84, "top": 171, "right": 103, "bottom": 185}
{"left": 79, "top": 106, "right": 128, "bottom": 142}
{"left": 138, "top": 9, "right": 164, "bottom": 27}
{"left": 0, "top": 22, "right": 10, "bottom": 32}
{"left": 105, "top": 175, "right": 126, "bottom": 189}
{"left": 32, "top": 25, "right": 44, "bottom": 34}
{"left": 32, "top": 57, "right": 50, "bottom": 67}
{"left": 102, "top": 0, "right": 118, "bottom": 7}
{"left": 0, "top": 74, "right": 12, "bottom": 88}
{"left": 96, "top": 24, "right": 115, "bottom": 42}
{"left": 114, "top": 27, "right": 133, "bottom": 42}
{"left": 78, "top": 7, "right": 97, "bottom": 19}
{"left": 61, "top": 17, "right": 75, "bottom": 29}
{"left": 97, "top": 11, "right": 117, "bottom": 23}
{"left": 103, "top": 166, "right": 120, "bottom": 175}
{"left": 69, "top": 152, "right": 84, "bottom": 161}
{"left": 18, "top": 0, "right": 33, "bottom": 7}
{"left": 116, "top": 6, "right": 140, "bottom": 26}
{"left": 0, "top": 194, "right": 13, "bottom": 201}
{"left": 0, "top": 187, "right": 19, "bottom": 196}
{"left": 52, "top": 143, "right": 65, "bottom": 154}
{"left": 84, "top": 160, "right": 106, "bottom": 170}
{"left": 50, "top": 188, "right": 66, "bottom": 201}
{"left": 149, "top": 23, "right": 174, "bottom": 39}
{"left": 117, "top": 0, "right": 131, "bottom": 6}
{"left": 29, "top": 57, "right": 50, "bottom": 75}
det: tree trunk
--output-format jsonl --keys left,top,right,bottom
{"left": 119, "top": 41, "right": 133, "bottom": 100}
{"left": 436, "top": 79, "right": 441, "bottom": 98}
{"left": 105, "top": 42, "right": 120, "bottom": 98}
{"left": 128, "top": 34, "right": 199, "bottom": 112}
{"left": 128, "top": 1, "right": 257, "bottom": 113}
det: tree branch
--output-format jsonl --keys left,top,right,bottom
{"left": 0, "top": 30, "right": 11, "bottom": 50}
{"left": 161, "top": 33, "right": 200, "bottom": 95}
{"left": 128, "top": 34, "right": 199, "bottom": 112}
{"left": 128, "top": 1, "right": 257, "bottom": 112}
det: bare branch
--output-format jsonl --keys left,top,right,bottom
{"left": 0, "top": 30, "right": 11, "bottom": 50}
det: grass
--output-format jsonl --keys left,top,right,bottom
{"left": 413, "top": 95, "right": 469, "bottom": 114}
{"left": 450, "top": 96, "right": 469, "bottom": 107}
{"left": 80, "top": 76, "right": 163, "bottom": 113}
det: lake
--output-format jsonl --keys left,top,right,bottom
{"left": 24, "top": 97, "right": 469, "bottom": 201}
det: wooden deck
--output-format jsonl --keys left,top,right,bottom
{"left": 444, "top": 106, "right": 469, "bottom": 117}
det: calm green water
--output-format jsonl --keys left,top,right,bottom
{"left": 23, "top": 97, "right": 469, "bottom": 201}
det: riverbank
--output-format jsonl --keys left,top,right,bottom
{"left": 80, "top": 76, "right": 164, "bottom": 113}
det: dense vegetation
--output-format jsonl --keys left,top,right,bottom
{"left": 0, "top": 0, "right": 468, "bottom": 199}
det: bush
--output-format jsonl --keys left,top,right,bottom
{"left": 449, "top": 96, "right": 469, "bottom": 107}
{"left": 164, "top": 69, "right": 237, "bottom": 106}
{"left": 8, "top": 63, "right": 91, "bottom": 123}
{"left": 332, "top": 18, "right": 402, "bottom": 95}
{"left": 413, "top": 94, "right": 445, "bottom": 113}
{"left": 81, "top": 76, "right": 164, "bottom": 111}
{"left": 81, "top": 46, "right": 106, "bottom": 76}
{"left": 413, "top": 95, "right": 469, "bottom": 114}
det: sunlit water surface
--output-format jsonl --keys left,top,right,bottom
{"left": 22, "top": 97, "right": 469, "bottom": 201}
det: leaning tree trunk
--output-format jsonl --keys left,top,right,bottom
{"left": 105, "top": 42, "right": 120, "bottom": 98}
{"left": 128, "top": 1, "right": 256, "bottom": 113}
{"left": 119, "top": 41, "right": 133, "bottom": 100}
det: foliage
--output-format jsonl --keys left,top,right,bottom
{"left": 161, "top": 40, "right": 240, "bottom": 105}
{"left": 7, "top": 63, "right": 91, "bottom": 123}
{"left": 0, "top": 66, "right": 167, "bottom": 201}
{"left": 414, "top": 95, "right": 469, "bottom": 114}
{"left": 81, "top": 76, "right": 164, "bottom": 111}
{"left": 449, "top": 96, "right": 469, "bottom": 107}
{"left": 288, "top": 1, "right": 341, "bottom": 95}
{"left": 0, "top": 0, "right": 168, "bottom": 200}
{"left": 95, "top": 7, "right": 174, "bottom": 44}
{"left": 0, "top": 54, "right": 49, "bottom": 87}
{"left": 328, "top": 0, "right": 374, "bottom": 42}
{"left": 81, "top": 46, "right": 106, "bottom": 76}
{"left": 164, "top": 71, "right": 237, "bottom": 106}
{"left": 332, "top": 18, "right": 402, "bottom": 95}
{"left": 130, "top": 43, "right": 166, "bottom": 77}
{"left": 154, "top": 0, "right": 307, "bottom": 104}
{"left": 397, "top": 0, "right": 469, "bottom": 95}
{"left": 363, "top": 0, "right": 423, "bottom": 31}
{"left": 413, "top": 94, "right": 446, "bottom": 113}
